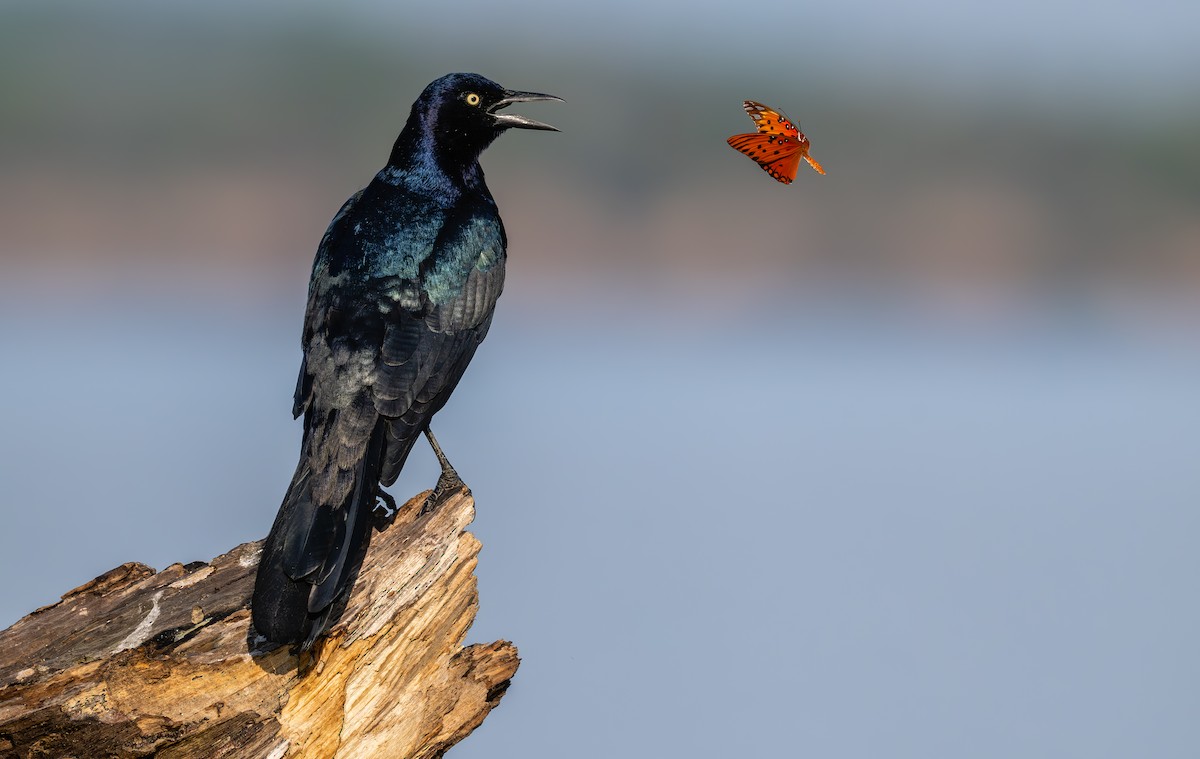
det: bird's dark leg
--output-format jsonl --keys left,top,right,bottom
{"left": 422, "top": 427, "right": 466, "bottom": 513}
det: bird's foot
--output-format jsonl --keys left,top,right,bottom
{"left": 420, "top": 469, "right": 467, "bottom": 515}
{"left": 371, "top": 488, "right": 399, "bottom": 527}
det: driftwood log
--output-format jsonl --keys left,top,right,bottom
{"left": 0, "top": 488, "right": 518, "bottom": 758}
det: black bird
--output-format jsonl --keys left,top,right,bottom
{"left": 252, "top": 73, "right": 560, "bottom": 647}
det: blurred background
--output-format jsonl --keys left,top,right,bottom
{"left": 1, "top": 0, "right": 1198, "bottom": 756}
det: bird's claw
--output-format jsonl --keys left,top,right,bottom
{"left": 420, "top": 469, "right": 467, "bottom": 515}
{"left": 371, "top": 488, "right": 399, "bottom": 527}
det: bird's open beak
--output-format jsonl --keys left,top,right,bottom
{"left": 488, "top": 90, "right": 563, "bottom": 131}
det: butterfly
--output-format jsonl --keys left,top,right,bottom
{"left": 727, "top": 100, "right": 825, "bottom": 184}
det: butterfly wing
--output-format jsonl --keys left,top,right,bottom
{"left": 726, "top": 133, "right": 802, "bottom": 184}
{"left": 728, "top": 100, "right": 825, "bottom": 182}
{"left": 742, "top": 100, "right": 799, "bottom": 137}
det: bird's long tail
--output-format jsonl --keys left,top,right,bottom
{"left": 252, "top": 421, "right": 390, "bottom": 648}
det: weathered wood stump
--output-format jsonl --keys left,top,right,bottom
{"left": 0, "top": 488, "right": 518, "bottom": 758}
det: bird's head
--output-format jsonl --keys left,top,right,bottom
{"left": 397, "top": 73, "right": 561, "bottom": 172}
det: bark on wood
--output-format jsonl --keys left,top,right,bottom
{"left": 0, "top": 488, "right": 518, "bottom": 758}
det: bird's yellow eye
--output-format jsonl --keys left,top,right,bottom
{"left": 465, "top": 92, "right": 481, "bottom": 106}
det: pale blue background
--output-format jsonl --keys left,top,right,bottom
{"left": 2, "top": 298, "right": 1197, "bottom": 758}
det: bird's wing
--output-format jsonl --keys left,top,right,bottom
{"left": 280, "top": 273, "right": 387, "bottom": 589}
{"left": 373, "top": 213, "right": 506, "bottom": 484}
{"left": 279, "top": 203, "right": 505, "bottom": 606}
{"left": 279, "top": 187, "right": 391, "bottom": 588}
{"left": 293, "top": 189, "right": 365, "bottom": 421}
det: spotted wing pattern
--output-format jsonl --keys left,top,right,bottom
{"left": 727, "top": 100, "right": 825, "bottom": 184}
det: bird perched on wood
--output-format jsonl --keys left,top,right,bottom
{"left": 252, "top": 73, "right": 560, "bottom": 648}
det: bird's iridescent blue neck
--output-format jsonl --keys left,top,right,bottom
{"left": 384, "top": 108, "right": 492, "bottom": 193}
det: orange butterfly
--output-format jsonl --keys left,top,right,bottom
{"left": 727, "top": 100, "right": 825, "bottom": 184}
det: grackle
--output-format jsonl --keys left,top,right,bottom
{"left": 252, "top": 73, "right": 560, "bottom": 648}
